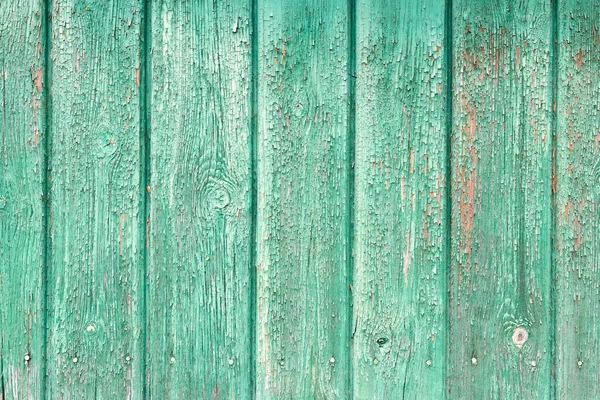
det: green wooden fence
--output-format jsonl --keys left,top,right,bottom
{"left": 0, "top": 0, "right": 598, "bottom": 398}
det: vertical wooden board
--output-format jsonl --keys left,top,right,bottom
{"left": 449, "top": 1, "right": 554, "bottom": 398}
{"left": 47, "top": 0, "right": 144, "bottom": 397}
{"left": 148, "top": 1, "right": 253, "bottom": 398}
{"left": 353, "top": 0, "right": 447, "bottom": 398}
{"left": 256, "top": 1, "right": 350, "bottom": 398}
{"left": 0, "top": 1, "right": 46, "bottom": 398}
{"left": 555, "top": 0, "right": 600, "bottom": 397}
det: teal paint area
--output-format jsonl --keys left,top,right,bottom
{"left": 0, "top": 0, "right": 597, "bottom": 398}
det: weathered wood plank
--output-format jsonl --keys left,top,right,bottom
{"left": 47, "top": 0, "right": 144, "bottom": 397}
{"left": 448, "top": 0, "right": 554, "bottom": 398}
{"left": 352, "top": 0, "right": 448, "bottom": 398}
{"left": 0, "top": 1, "right": 46, "bottom": 398}
{"left": 555, "top": 0, "right": 600, "bottom": 397}
{"left": 255, "top": 1, "right": 351, "bottom": 398}
{"left": 147, "top": 1, "right": 253, "bottom": 398}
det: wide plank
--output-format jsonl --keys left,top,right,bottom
{"left": 255, "top": 1, "right": 351, "bottom": 398}
{"left": 353, "top": 0, "right": 448, "bottom": 398}
{"left": 147, "top": 0, "right": 254, "bottom": 398}
{"left": 0, "top": 1, "right": 46, "bottom": 398}
{"left": 46, "top": 0, "right": 145, "bottom": 397}
{"left": 448, "top": 0, "right": 554, "bottom": 398}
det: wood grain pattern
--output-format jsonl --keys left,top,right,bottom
{"left": 353, "top": 0, "right": 448, "bottom": 398}
{"left": 448, "top": 0, "right": 554, "bottom": 398}
{"left": 0, "top": 1, "right": 46, "bottom": 398}
{"left": 555, "top": 0, "right": 600, "bottom": 397}
{"left": 46, "top": 0, "right": 144, "bottom": 397}
{"left": 147, "top": 0, "right": 253, "bottom": 398}
{"left": 5, "top": 1, "right": 600, "bottom": 398}
{"left": 255, "top": 1, "right": 351, "bottom": 398}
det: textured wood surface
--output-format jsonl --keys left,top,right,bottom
{"left": 353, "top": 0, "right": 448, "bottom": 398}
{"left": 147, "top": 0, "right": 253, "bottom": 398}
{"left": 0, "top": 1, "right": 46, "bottom": 398}
{"left": 555, "top": 0, "right": 600, "bottom": 397}
{"left": 255, "top": 1, "right": 351, "bottom": 398}
{"left": 46, "top": 0, "right": 144, "bottom": 397}
{"left": 3, "top": 0, "right": 600, "bottom": 399}
{"left": 449, "top": 0, "right": 554, "bottom": 398}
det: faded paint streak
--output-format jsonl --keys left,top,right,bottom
{"left": 33, "top": 68, "right": 43, "bottom": 92}
{"left": 404, "top": 230, "right": 411, "bottom": 284}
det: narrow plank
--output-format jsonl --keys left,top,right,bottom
{"left": 352, "top": 0, "right": 448, "bottom": 398}
{"left": 448, "top": 1, "right": 554, "bottom": 398}
{"left": 0, "top": 1, "right": 46, "bottom": 398}
{"left": 147, "top": 0, "right": 253, "bottom": 398}
{"left": 47, "top": 0, "right": 144, "bottom": 397}
{"left": 255, "top": 1, "right": 351, "bottom": 398}
{"left": 555, "top": 0, "right": 600, "bottom": 397}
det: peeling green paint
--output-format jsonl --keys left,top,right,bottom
{"left": 1, "top": 0, "right": 599, "bottom": 399}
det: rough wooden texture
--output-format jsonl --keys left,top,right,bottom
{"left": 255, "top": 1, "right": 351, "bottom": 398}
{"left": 555, "top": 0, "right": 600, "bottom": 397}
{"left": 46, "top": 0, "right": 144, "bottom": 397}
{"left": 6, "top": 1, "right": 600, "bottom": 398}
{"left": 147, "top": 0, "right": 253, "bottom": 398}
{"left": 353, "top": 0, "right": 448, "bottom": 398}
{"left": 449, "top": 0, "right": 554, "bottom": 398}
{"left": 0, "top": 1, "right": 46, "bottom": 398}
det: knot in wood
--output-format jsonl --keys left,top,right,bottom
{"left": 512, "top": 327, "right": 529, "bottom": 348}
